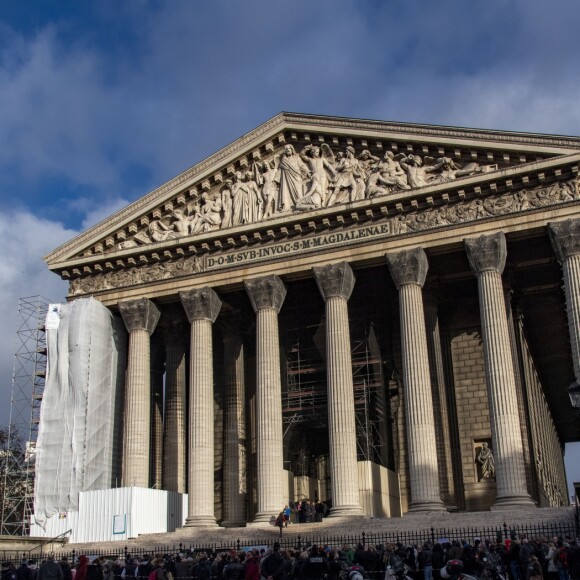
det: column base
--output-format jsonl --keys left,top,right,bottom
{"left": 408, "top": 500, "right": 447, "bottom": 513}
{"left": 328, "top": 505, "right": 364, "bottom": 518}
{"left": 492, "top": 494, "right": 536, "bottom": 510}
{"left": 252, "top": 511, "right": 276, "bottom": 524}
{"left": 184, "top": 515, "right": 218, "bottom": 527}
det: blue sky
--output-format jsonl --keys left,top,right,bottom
{"left": 1, "top": 0, "right": 579, "bottom": 497}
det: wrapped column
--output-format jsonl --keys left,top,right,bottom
{"left": 244, "top": 275, "right": 286, "bottom": 523}
{"left": 180, "top": 287, "right": 222, "bottom": 527}
{"left": 313, "top": 262, "right": 362, "bottom": 516}
{"left": 386, "top": 248, "right": 445, "bottom": 512}
{"left": 464, "top": 232, "right": 534, "bottom": 508}
{"left": 119, "top": 298, "right": 160, "bottom": 488}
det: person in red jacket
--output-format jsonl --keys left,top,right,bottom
{"left": 75, "top": 557, "right": 88, "bottom": 580}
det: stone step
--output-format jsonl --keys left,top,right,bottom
{"left": 65, "top": 507, "right": 577, "bottom": 554}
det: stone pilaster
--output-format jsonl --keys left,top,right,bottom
{"left": 244, "top": 275, "right": 286, "bottom": 523}
{"left": 464, "top": 232, "right": 535, "bottom": 508}
{"left": 180, "top": 287, "right": 222, "bottom": 527}
{"left": 118, "top": 298, "right": 160, "bottom": 488}
{"left": 313, "top": 262, "right": 362, "bottom": 517}
{"left": 160, "top": 311, "right": 188, "bottom": 493}
{"left": 548, "top": 218, "right": 580, "bottom": 384}
{"left": 221, "top": 314, "right": 247, "bottom": 527}
{"left": 386, "top": 248, "right": 445, "bottom": 512}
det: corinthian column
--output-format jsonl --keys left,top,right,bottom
{"left": 313, "top": 262, "right": 362, "bottom": 517}
{"left": 244, "top": 275, "right": 286, "bottom": 523}
{"left": 386, "top": 248, "right": 445, "bottom": 512}
{"left": 119, "top": 298, "right": 160, "bottom": 488}
{"left": 464, "top": 232, "right": 534, "bottom": 508}
{"left": 180, "top": 287, "right": 222, "bottom": 527}
{"left": 548, "top": 219, "right": 580, "bottom": 384}
{"left": 222, "top": 313, "right": 247, "bottom": 527}
{"left": 160, "top": 311, "right": 188, "bottom": 493}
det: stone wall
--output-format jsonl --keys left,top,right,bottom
{"left": 448, "top": 328, "right": 495, "bottom": 511}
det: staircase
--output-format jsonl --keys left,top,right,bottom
{"left": 64, "top": 506, "right": 578, "bottom": 554}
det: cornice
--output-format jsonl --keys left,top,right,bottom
{"left": 44, "top": 112, "right": 580, "bottom": 265}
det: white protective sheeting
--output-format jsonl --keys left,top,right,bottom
{"left": 30, "top": 488, "right": 188, "bottom": 543}
{"left": 34, "top": 297, "right": 126, "bottom": 526}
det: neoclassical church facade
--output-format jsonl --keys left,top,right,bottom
{"left": 43, "top": 113, "right": 580, "bottom": 526}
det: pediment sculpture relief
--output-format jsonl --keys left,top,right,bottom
{"left": 118, "top": 144, "right": 499, "bottom": 251}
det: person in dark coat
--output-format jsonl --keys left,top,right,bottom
{"left": 16, "top": 561, "right": 31, "bottom": 580}
{"left": 2, "top": 562, "right": 17, "bottom": 580}
{"left": 37, "top": 556, "right": 63, "bottom": 580}
{"left": 567, "top": 541, "right": 580, "bottom": 580}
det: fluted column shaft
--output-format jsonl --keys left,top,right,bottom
{"left": 424, "top": 296, "right": 455, "bottom": 507}
{"left": 313, "top": 262, "right": 362, "bottom": 516}
{"left": 150, "top": 345, "right": 164, "bottom": 489}
{"left": 180, "top": 287, "right": 222, "bottom": 527}
{"left": 549, "top": 219, "right": 580, "bottom": 382}
{"left": 465, "top": 232, "right": 534, "bottom": 508}
{"left": 119, "top": 298, "right": 160, "bottom": 488}
{"left": 163, "top": 325, "right": 187, "bottom": 493}
{"left": 222, "top": 327, "right": 247, "bottom": 526}
{"left": 386, "top": 248, "right": 445, "bottom": 512}
{"left": 563, "top": 254, "right": 580, "bottom": 380}
{"left": 245, "top": 275, "right": 286, "bottom": 523}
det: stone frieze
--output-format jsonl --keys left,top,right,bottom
{"left": 68, "top": 178, "right": 579, "bottom": 296}
{"left": 113, "top": 148, "right": 500, "bottom": 253}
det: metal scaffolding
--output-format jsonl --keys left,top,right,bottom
{"left": 281, "top": 278, "right": 390, "bottom": 480}
{"left": 1, "top": 296, "right": 50, "bottom": 535}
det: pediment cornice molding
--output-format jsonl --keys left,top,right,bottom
{"left": 44, "top": 113, "right": 580, "bottom": 267}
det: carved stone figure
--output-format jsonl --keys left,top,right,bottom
{"left": 199, "top": 192, "right": 222, "bottom": 231}
{"left": 477, "top": 442, "right": 495, "bottom": 480}
{"left": 327, "top": 146, "right": 364, "bottom": 206}
{"left": 221, "top": 180, "right": 233, "bottom": 228}
{"left": 275, "top": 144, "right": 308, "bottom": 212}
{"left": 149, "top": 219, "right": 178, "bottom": 242}
{"left": 377, "top": 151, "right": 410, "bottom": 190}
{"left": 260, "top": 160, "right": 278, "bottom": 220}
{"left": 300, "top": 144, "right": 336, "bottom": 207}
{"left": 171, "top": 208, "right": 193, "bottom": 236}
{"left": 398, "top": 154, "right": 428, "bottom": 189}
{"left": 231, "top": 171, "right": 250, "bottom": 226}
{"left": 366, "top": 166, "right": 400, "bottom": 198}
{"left": 245, "top": 171, "right": 263, "bottom": 222}
{"left": 357, "top": 149, "right": 380, "bottom": 182}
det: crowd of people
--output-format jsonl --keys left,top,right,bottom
{"left": 1, "top": 535, "right": 579, "bottom": 580}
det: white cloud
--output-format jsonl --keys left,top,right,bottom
{"left": 0, "top": 211, "right": 75, "bottom": 425}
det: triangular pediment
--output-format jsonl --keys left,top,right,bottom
{"left": 45, "top": 112, "right": 580, "bottom": 274}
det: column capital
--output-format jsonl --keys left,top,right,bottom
{"left": 464, "top": 232, "right": 506, "bottom": 275}
{"left": 386, "top": 247, "right": 428, "bottom": 289}
{"left": 244, "top": 275, "right": 286, "bottom": 313}
{"left": 179, "top": 287, "right": 222, "bottom": 323}
{"left": 548, "top": 218, "right": 580, "bottom": 262}
{"left": 313, "top": 261, "right": 355, "bottom": 301}
{"left": 118, "top": 297, "right": 160, "bottom": 334}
